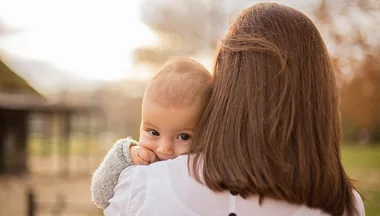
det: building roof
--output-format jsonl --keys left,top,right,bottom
{"left": 0, "top": 59, "right": 101, "bottom": 113}
{"left": 0, "top": 59, "right": 41, "bottom": 95}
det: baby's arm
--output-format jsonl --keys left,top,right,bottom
{"left": 91, "top": 138, "right": 138, "bottom": 209}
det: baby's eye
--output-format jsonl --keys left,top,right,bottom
{"left": 178, "top": 133, "right": 191, "bottom": 141}
{"left": 148, "top": 129, "right": 160, "bottom": 136}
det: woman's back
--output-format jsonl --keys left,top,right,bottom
{"left": 189, "top": 3, "right": 362, "bottom": 215}
{"left": 105, "top": 156, "right": 364, "bottom": 216}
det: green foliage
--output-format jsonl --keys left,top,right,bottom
{"left": 342, "top": 145, "right": 380, "bottom": 215}
{"left": 28, "top": 136, "right": 101, "bottom": 156}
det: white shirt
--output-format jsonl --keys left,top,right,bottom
{"left": 104, "top": 155, "right": 365, "bottom": 216}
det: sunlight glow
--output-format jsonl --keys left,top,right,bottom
{"left": 0, "top": 0, "right": 158, "bottom": 81}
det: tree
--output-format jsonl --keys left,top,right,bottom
{"left": 132, "top": 0, "right": 230, "bottom": 69}
{"left": 132, "top": 0, "right": 380, "bottom": 142}
{"left": 314, "top": 0, "right": 380, "bottom": 143}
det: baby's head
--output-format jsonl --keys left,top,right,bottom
{"left": 139, "top": 57, "right": 212, "bottom": 160}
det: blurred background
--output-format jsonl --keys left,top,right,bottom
{"left": 0, "top": 0, "right": 379, "bottom": 215}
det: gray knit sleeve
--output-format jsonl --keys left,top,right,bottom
{"left": 91, "top": 138, "right": 138, "bottom": 209}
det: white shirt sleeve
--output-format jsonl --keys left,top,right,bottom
{"left": 353, "top": 190, "right": 365, "bottom": 216}
{"left": 103, "top": 165, "right": 141, "bottom": 216}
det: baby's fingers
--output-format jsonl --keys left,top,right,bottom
{"left": 146, "top": 150, "right": 158, "bottom": 163}
{"left": 134, "top": 156, "right": 150, "bottom": 165}
{"left": 130, "top": 146, "right": 149, "bottom": 165}
{"left": 138, "top": 150, "right": 153, "bottom": 163}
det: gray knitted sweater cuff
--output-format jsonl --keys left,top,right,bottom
{"left": 91, "top": 138, "right": 138, "bottom": 209}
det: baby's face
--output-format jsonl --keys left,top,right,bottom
{"left": 139, "top": 99, "right": 201, "bottom": 161}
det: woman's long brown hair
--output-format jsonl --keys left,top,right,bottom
{"left": 189, "top": 3, "right": 358, "bottom": 216}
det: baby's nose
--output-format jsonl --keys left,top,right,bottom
{"left": 157, "top": 142, "right": 174, "bottom": 157}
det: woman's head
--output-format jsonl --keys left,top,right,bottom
{"left": 190, "top": 3, "right": 357, "bottom": 216}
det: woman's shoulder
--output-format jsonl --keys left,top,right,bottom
{"left": 352, "top": 190, "right": 365, "bottom": 216}
{"left": 119, "top": 155, "right": 186, "bottom": 182}
{"left": 142, "top": 155, "right": 189, "bottom": 175}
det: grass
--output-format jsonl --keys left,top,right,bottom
{"left": 28, "top": 138, "right": 380, "bottom": 215}
{"left": 341, "top": 145, "right": 380, "bottom": 216}
{"left": 27, "top": 136, "right": 102, "bottom": 156}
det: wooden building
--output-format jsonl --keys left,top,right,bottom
{"left": 0, "top": 59, "right": 102, "bottom": 175}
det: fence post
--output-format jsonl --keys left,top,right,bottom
{"left": 26, "top": 188, "right": 36, "bottom": 216}
{"left": 51, "top": 193, "right": 66, "bottom": 216}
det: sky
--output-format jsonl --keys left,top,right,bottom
{"left": 0, "top": 0, "right": 158, "bottom": 81}
{"left": 0, "top": 0, "right": 322, "bottom": 82}
{"left": 0, "top": 0, "right": 375, "bottom": 83}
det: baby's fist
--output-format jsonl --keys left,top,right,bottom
{"left": 130, "top": 146, "right": 157, "bottom": 165}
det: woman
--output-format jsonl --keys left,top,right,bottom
{"left": 105, "top": 3, "right": 365, "bottom": 216}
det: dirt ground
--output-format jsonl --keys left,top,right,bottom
{"left": 0, "top": 155, "right": 104, "bottom": 216}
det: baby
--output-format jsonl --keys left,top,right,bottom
{"left": 91, "top": 57, "right": 212, "bottom": 209}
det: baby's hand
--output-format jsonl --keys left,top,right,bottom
{"left": 130, "top": 146, "right": 157, "bottom": 165}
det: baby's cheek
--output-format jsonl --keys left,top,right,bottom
{"left": 175, "top": 143, "right": 191, "bottom": 156}
{"left": 139, "top": 136, "right": 156, "bottom": 151}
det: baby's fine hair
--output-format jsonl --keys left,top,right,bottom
{"left": 144, "top": 57, "right": 212, "bottom": 108}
